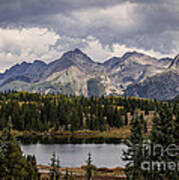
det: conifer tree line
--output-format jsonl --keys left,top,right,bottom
{"left": 0, "top": 117, "right": 39, "bottom": 179}
{"left": 123, "top": 103, "right": 179, "bottom": 179}
{"left": 0, "top": 91, "right": 179, "bottom": 179}
{"left": 0, "top": 91, "right": 167, "bottom": 132}
{"left": 0, "top": 117, "right": 94, "bottom": 180}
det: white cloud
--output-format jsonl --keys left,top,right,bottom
{"left": 0, "top": 27, "right": 60, "bottom": 72}
{"left": 0, "top": 27, "right": 177, "bottom": 73}
{"left": 111, "top": 44, "right": 174, "bottom": 59}
{"left": 82, "top": 36, "right": 112, "bottom": 61}
{"left": 82, "top": 36, "right": 175, "bottom": 61}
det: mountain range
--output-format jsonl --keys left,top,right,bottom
{"left": 0, "top": 48, "right": 178, "bottom": 100}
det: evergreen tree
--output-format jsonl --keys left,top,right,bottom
{"left": 70, "top": 171, "right": 73, "bottom": 180}
{"left": 123, "top": 114, "right": 146, "bottom": 179}
{"left": 64, "top": 168, "right": 69, "bottom": 180}
{"left": 49, "top": 152, "right": 61, "bottom": 180}
{"left": 150, "top": 105, "right": 178, "bottom": 179}
{"left": 174, "top": 109, "right": 179, "bottom": 178}
{"left": 124, "top": 112, "right": 128, "bottom": 126}
{"left": 140, "top": 114, "right": 147, "bottom": 133}
{"left": 85, "top": 153, "right": 93, "bottom": 180}
{"left": 0, "top": 119, "right": 38, "bottom": 179}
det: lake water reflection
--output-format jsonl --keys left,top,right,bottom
{"left": 21, "top": 143, "right": 127, "bottom": 168}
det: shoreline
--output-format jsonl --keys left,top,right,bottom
{"left": 37, "top": 165, "right": 127, "bottom": 179}
{"left": 10, "top": 128, "right": 132, "bottom": 144}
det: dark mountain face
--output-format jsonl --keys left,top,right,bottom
{"left": 22, "top": 60, "right": 47, "bottom": 77}
{"left": 3, "top": 62, "right": 31, "bottom": 77}
{"left": 124, "top": 71, "right": 179, "bottom": 100}
{"left": 103, "top": 57, "right": 122, "bottom": 71}
{"left": 0, "top": 61, "right": 47, "bottom": 85}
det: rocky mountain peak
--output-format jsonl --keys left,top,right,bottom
{"left": 73, "top": 48, "right": 83, "bottom": 54}
{"left": 61, "top": 48, "right": 94, "bottom": 64}
{"left": 33, "top": 60, "right": 46, "bottom": 65}
{"left": 121, "top": 51, "right": 144, "bottom": 60}
{"left": 63, "top": 48, "right": 84, "bottom": 57}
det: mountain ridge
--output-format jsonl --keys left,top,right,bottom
{"left": 0, "top": 49, "right": 178, "bottom": 100}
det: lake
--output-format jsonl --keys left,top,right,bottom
{"left": 21, "top": 144, "right": 127, "bottom": 168}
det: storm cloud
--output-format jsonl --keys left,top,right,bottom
{"left": 0, "top": 0, "right": 179, "bottom": 72}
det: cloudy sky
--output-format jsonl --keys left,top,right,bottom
{"left": 0, "top": 0, "right": 179, "bottom": 72}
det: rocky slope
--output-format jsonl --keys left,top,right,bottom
{"left": 0, "top": 48, "right": 178, "bottom": 100}
{"left": 124, "top": 71, "right": 179, "bottom": 100}
{"left": 123, "top": 54, "right": 179, "bottom": 100}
